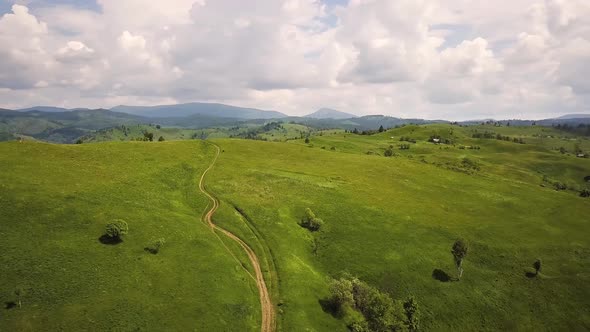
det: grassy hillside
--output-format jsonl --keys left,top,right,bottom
{"left": 0, "top": 141, "right": 259, "bottom": 331}
{"left": 205, "top": 125, "right": 590, "bottom": 330}
{"left": 1, "top": 124, "right": 589, "bottom": 331}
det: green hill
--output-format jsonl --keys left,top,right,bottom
{"left": 1, "top": 124, "right": 589, "bottom": 331}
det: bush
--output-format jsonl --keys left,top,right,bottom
{"left": 158, "top": 136, "right": 165, "bottom": 142}
{"left": 300, "top": 208, "right": 323, "bottom": 231}
{"left": 384, "top": 148, "right": 394, "bottom": 157}
{"left": 305, "top": 137, "right": 310, "bottom": 144}
{"left": 145, "top": 238, "right": 166, "bottom": 254}
{"left": 580, "top": 189, "right": 590, "bottom": 197}
{"left": 105, "top": 219, "right": 128, "bottom": 240}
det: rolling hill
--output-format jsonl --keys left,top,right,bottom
{"left": 1, "top": 123, "right": 589, "bottom": 330}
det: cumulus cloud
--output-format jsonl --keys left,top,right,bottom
{"left": 0, "top": 0, "right": 588, "bottom": 119}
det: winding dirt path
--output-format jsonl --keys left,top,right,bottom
{"left": 199, "top": 143, "right": 275, "bottom": 332}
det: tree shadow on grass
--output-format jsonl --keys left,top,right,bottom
{"left": 525, "top": 271, "right": 538, "bottom": 278}
{"left": 98, "top": 235, "right": 122, "bottom": 245}
{"left": 318, "top": 298, "right": 344, "bottom": 319}
{"left": 432, "top": 269, "right": 453, "bottom": 282}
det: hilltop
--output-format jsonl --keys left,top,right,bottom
{"left": 304, "top": 108, "right": 357, "bottom": 119}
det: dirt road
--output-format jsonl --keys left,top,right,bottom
{"left": 199, "top": 143, "right": 275, "bottom": 332}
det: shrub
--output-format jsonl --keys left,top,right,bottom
{"left": 580, "top": 189, "right": 590, "bottom": 198}
{"left": 145, "top": 238, "right": 166, "bottom": 254}
{"left": 105, "top": 219, "right": 129, "bottom": 240}
{"left": 158, "top": 136, "right": 165, "bottom": 142}
{"left": 305, "top": 137, "right": 310, "bottom": 144}
{"left": 384, "top": 148, "right": 394, "bottom": 157}
{"left": 300, "top": 208, "right": 323, "bottom": 231}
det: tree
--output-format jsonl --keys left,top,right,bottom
{"left": 144, "top": 132, "right": 154, "bottom": 141}
{"left": 581, "top": 189, "right": 590, "bottom": 198}
{"left": 105, "top": 219, "right": 129, "bottom": 240}
{"left": 451, "top": 239, "right": 469, "bottom": 280}
{"left": 14, "top": 287, "right": 24, "bottom": 308}
{"left": 156, "top": 124, "right": 161, "bottom": 129}
{"left": 158, "top": 136, "right": 165, "bottom": 142}
{"left": 378, "top": 125, "right": 384, "bottom": 133}
{"left": 75, "top": 139, "right": 83, "bottom": 144}
{"left": 403, "top": 296, "right": 419, "bottom": 331}
{"left": 533, "top": 259, "right": 542, "bottom": 276}
{"left": 305, "top": 137, "right": 310, "bottom": 144}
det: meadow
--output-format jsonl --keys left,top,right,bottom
{"left": 0, "top": 141, "right": 259, "bottom": 331}
{"left": 1, "top": 123, "right": 589, "bottom": 331}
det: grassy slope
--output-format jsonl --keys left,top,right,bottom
{"left": 207, "top": 127, "right": 590, "bottom": 331}
{"left": 0, "top": 141, "right": 258, "bottom": 331}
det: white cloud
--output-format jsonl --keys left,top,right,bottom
{"left": 0, "top": 0, "right": 588, "bottom": 119}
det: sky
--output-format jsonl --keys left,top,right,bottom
{"left": 0, "top": 0, "right": 589, "bottom": 120}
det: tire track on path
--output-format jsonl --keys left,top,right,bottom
{"left": 198, "top": 143, "right": 275, "bottom": 332}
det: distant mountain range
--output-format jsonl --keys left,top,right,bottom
{"left": 2, "top": 102, "right": 590, "bottom": 144}
{"left": 110, "top": 103, "right": 286, "bottom": 119}
{"left": 556, "top": 114, "right": 590, "bottom": 119}
{"left": 304, "top": 108, "right": 357, "bottom": 119}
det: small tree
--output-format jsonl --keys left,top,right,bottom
{"left": 158, "top": 136, "right": 165, "bottom": 142}
{"left": 451, "top": 239, "right": 468, "bottom": 280}
{"left": 15, "top": 287, "right": 24, "bottom": 308}
{"left": 378, "top": 125, "right": 385, "bottom": 133}
{"left": 580, "top": 189, "right": 590, "bottom": 198}
{"left": 305, "top": 137, "right": 310, "bottom": 144}
{"left": 105, "top": 219, "right": 129, "bottom": 240}
{"left": 533, "top": 259, "right": 542, "bottom": 276}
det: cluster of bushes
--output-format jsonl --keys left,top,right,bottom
{"left": 458, "top": 145, "right": 481, "bottom": 150}
{"left": 346, "top": 128, "right": 383, "bottom": 135}
{"left": 399, "top": 144, "right": 411, "bottom": 150}
{"left": 541, "top": 175, "right": 568, "bottom": 191}
{"left": 428, "top": 135, "right": 453, "bottom": 144}
{"left": 580, "top": 189, "right": 590, "bottom": 198}
{"left": 460, "top": 157, "right": 481, "bottom": 171}
{"left": 328, "top": 275, "right": 419, "bottom": 332}
{"left": 300, "top": 208, "right": 323, "bottom": 231}
{"left": 399, "top": 136, "right": 416, "bottom": 143}
{"left": 471, "top": 131, "right": 525, "bottom": 144}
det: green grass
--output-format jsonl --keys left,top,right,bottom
{"left": 0, "top": 141, "right": 258, "bottom": 331}
{"left": 1, "top": 123, "right": 589, "bottom": 331}
{"left": 205, "top": 126, "right": 590, "bottom": 330}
